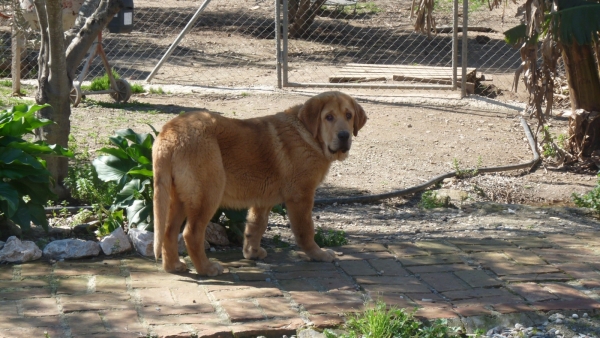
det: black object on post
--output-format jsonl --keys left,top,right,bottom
{"left": 108, "top": 0, "right": 134, "bottom": 33}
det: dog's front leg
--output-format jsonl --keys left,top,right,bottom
{"left": 287, "top": 198, "right": 336, "bottom": 262}
{"left": 243, "top": 206, "right": 271, "bottom": 260}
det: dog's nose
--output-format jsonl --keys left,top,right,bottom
{"left": 338, "top": 131, "right": 350, "bottom": 141}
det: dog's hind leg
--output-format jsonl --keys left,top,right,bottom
{"left": 183, "top": 196, "right": 224, "bottom": 276}
{"left": 162, "top": 189, "right": 188, "bottom": 273}
{"left": 243, "top": 206, "right": 271, "bottom": 260}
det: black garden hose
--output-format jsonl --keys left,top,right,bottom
{"left": 313, "top": 117, "right": 539, "bottom": 205}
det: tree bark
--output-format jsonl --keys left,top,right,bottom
{"left": 33, "top": 0, "right": 123, "bottom": 198}
{"left": 561, "top": 41, "right": 600, "bottom": 112}
{"left": 288, "top": 0, "right": 326, "bottom": 38}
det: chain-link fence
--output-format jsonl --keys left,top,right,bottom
{"left": 0, "top": 0, "right": 570, "bottom": 108}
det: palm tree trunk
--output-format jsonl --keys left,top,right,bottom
{"left": 563, "top": 41, "right": 600, "bottom": 158}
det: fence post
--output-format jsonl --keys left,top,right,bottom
{"left": 452, "top": 0, "right": 458, "bottom": 90}
{"left": 11, "top": 27, "right": 24, "bottom": 95}
{"left": 461, "top": 0, "right": 468, "bottom": 97}
{"left": 282, "top": 0, "right": 289, "bottom": 87}
{"left": 145, "top": 0, "right": 213, "bottom": 82}
{"left": 275, "top": 0, "right": 282, "bottom": 89}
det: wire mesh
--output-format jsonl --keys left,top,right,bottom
{"left": 0, "top": 0, "right": 572, "bottom": 110}
{"left": 283, "top": 0, "right": 459, "bottom": 89}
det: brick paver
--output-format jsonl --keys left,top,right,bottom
{"left": 0, "top": 236, "right": 597, "bottom": 337}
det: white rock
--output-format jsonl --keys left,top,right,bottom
{"left": 555, "top": 318, "right": 563, "bottom": 324}
{"left": 572, "top": 313, "right": 579, "bottom": 319}
{"left": 583, "top": 313, "right": 589, "bottom": 318}
{"left": 206, "top": 222, "right": 230, "bottom": 246}
{"left": 0, "top": 236, "right": 42, "bottom": 263}
{"left": 0, "top": 241, "right": 4, "bottom": 250}
{"left": 99, "top": 227, "right": 132, "bottom": 255}
{"left": 43, "top": 238, "right": 100, "bottom": 260}
{"left": 128, "top": 228, "right": 154, "bottom": 256}
{"left": 549, "top": 313, "right": 565, "bottom": 321}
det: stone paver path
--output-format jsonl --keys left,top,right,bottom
{"left": 2, "top": 232, "right": 600, "bottom": 337}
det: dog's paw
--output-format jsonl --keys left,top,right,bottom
{"left": 243, "top": 247, "right": 268, "bottom": 260}
{"left": 307, "top": 248, "right": 337, "bottom": 262}
{"left": 202, "top": 261, "right": 224, "bottom": 277}
{"left": 164, "top": 260, "right": 188, "bottom": 273}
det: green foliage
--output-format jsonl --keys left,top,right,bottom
{"left": 452, "top": 157, "right": 481, "bottom": 178}
{"left": 82, "top": 70, "right": 120, "bottom": 91}
{"left": 540, "top": 126, "right": 567, "bottom": 159}
{"left": 419, "top": 191, "right": 450, "bottom": 209}
{"left": 314, "top": 227, "right": 348, "bottom": 247}
{"left": 97, "top": 209, "right": 124, "bottom": 236}
{"left": 272, "top": 234, "right": 290, "bottom": 248}
{"left": 64, "top": 135, "right": 118, "bottom": 206}
{"left": 0, "top": 104, "right": 72, "bottom": 231}
{"left": 149, "top": 87, "right": 165, "bottom": 95}
{"left": 0, "top": 80, "right": 11, "bottom": 87}
{"left": 434, "top": 0, "right": 485, "bottom": 14}
{"left": 92, "top": 127, "right": 156, "bottom": 231}
{"left": 551, "top": 1, "right": 600, "bottom": 45}
{"left": 573, "top": 172, "right": 600, "bottom": 213}
{"left": 271, "top": 204, "right": 287, "bottom": 219}
{"left": 326, "top": 301, "right": 455, "bottom": 338}
{"left": 130, "top": 83, "right": 145, "bottom": 94}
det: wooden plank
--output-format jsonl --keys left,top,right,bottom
{"left": 337, "top": 72, "right": 468, "bottom": 81}
{"left": 329, "top": 75, "right": 388, "bottom": 83}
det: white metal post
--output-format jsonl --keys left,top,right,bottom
{"left": 461, "top": 0, "right": 468, "bottom": 97}
{"left": 145, "top": 0, "right": 213, "bottom": 82}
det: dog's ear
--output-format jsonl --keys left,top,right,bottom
{"left": 352, "top": 100, "right": 367, "bottom": 136}
{"left": 298, "top": 96, "right": 324, "bottom": 139}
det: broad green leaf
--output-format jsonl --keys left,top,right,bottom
{"left": 0, "top": 182, "right": 19, "bottom": 217}
{"left": 126, "top": 144, "right": 151, "bottom": 164}
{"left": 0, "top": 164, "right": 48, "bottom": 179}
{"left": 126, "top": 200, "right": 151, "bottom": 227}
{"left": 92, "top": 155, "right": 135, "bottom": 183}
{"left": 10, "top": 177, "right": 55, "bottom": 204}
{"left": 115, "top": 178, "right": 143, "bottom": 206}
{"left": 115, "top": 129, "right": 153, "bottom": 147}
{"left": 147, "top": 124, "right": 159, "bottom": 136}
{"left": 97, "top": 147, "right": 129, "bottom": 160}
{"left": 11, "top": 202, "right": 32, "bottom": 231}
{"left": 551, "top": 3, "right": 600, "bottom": 45}
{"left": 0, "top": 148, "right": 43, "bottom": 170}
{"left": 222, "top": 209, "right": 248, "bottom": 224}
{"left": 11, "top": 103, "right": 28, "bottom": 113}
{"left": 128, "top": 168, "right": 153, "bottom": 178}
{"left": 109, "top": 136, "right": 128, "bottom": 150}
{"left": 504, "top": 24, "right": 527, "bottom": 45}
{"left": 27, "top": 203, "right": 48, "bottom": 230}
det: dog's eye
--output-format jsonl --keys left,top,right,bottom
{"left": 325, "top": 114, "right": 334, "bottom": 121}
{"left": 346, "top": 112, "right": 352, "bottom": 120}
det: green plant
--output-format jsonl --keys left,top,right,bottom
{"left": 149, "top": 87, "right": 165, "bottom": 95}
{"left": 452, "top": 157, "right": 481, "bottom": 178}
{"left": 272, "top": 234, "right": 290, "bottom": 248}
{"left": 434, "top": 0, "right": 485, "bottom": 14}
{"left": 130, "top": 83, "right": 145, "bottom": 94}
{"left": 64, "top": 135, "right": 118, "bottom": 206}
{"left": 573, "top": 172, "right": 600, "bottom": 213}
{"left": 419, "top": 191, "right": 450, "bottom": 209}
{"left": 314, "top": 227, "right": 348, "bottom": 247}
{"left": 93, "top": 127, "right": 156, "bottom": 232}
{"left": 82, "top": 70, "right": 121, "bottom": 91}
{"left": 327, "top": 301, "right": 454, "bottom": 338}
{"left": 0, "top": 80, "right": 11, "bottom": 87}
{"left": 0, "top": 104, "right": 72, "bottom": 231}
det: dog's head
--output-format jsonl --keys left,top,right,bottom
{"left": 298, "top": 91, "right": 367, "bottom": 161}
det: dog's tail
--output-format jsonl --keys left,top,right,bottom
{"left": 152, "top": 140, "right": 172, "bottom": 261}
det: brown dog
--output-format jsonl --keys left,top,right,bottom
{"left": 152, "top": 91, "right": 367, "bottom": 276}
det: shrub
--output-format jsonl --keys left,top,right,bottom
{"left": 0, "top": 104, "right": 72, "bottom": 231}
{"left": 419, "top": 191, "right": 450, "bottom": 209}
{"left": 92, "top": 127, "right": 156, "bottom": 234}
{"left": 573, "top": 172, "right": 600, "bottom": 213}
{"left": 314, "top": 227, "right": 348, "bottom": 247}
{"left": 325, "top": 301, "right": 455, "bottom": 338}
{"left": 82, "top": 70, "right": 120, "bottom": 91}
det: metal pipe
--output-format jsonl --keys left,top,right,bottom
{"left": 286, "top": 82, "right": 452, "bottom": 90}
{"left": 461, "top": 0, "right": 468, "bottom": 97}
{"left": 452, "top": 0, "right": 458, "bottom": 90}
{"left": 145, "top": 0, "right": 213, "bottom": 82}
{"left": 275, "top": 0, "right": 282, "bottom": 89}
{"left": 282, "top": 0, "right": 289, "bottom": 86}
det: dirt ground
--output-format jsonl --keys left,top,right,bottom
{"left": 72, "top": 89, "right": 594, "bottom": 206}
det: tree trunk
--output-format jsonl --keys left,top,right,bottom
{"left": 562, "top": 41, "right": 600, "bottom": 158}
{"left": 288, "top": 0, "right": 326, "bottom": 38}
{"left": 33, "top": 0, "right": 123, "bottom": 199}
{"left": 561, "top": 41, "right": 600, "bottom": 112}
